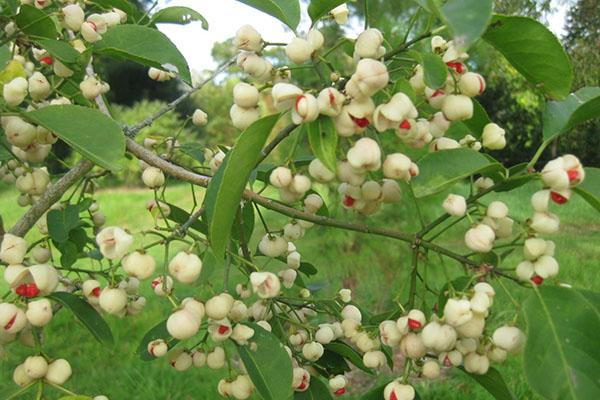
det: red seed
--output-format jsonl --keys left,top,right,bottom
{"left": 443, "top": 355, "right": 452, "bottom": 367}
{"left": 390, "top": 391, "right": 399, "bottom": 400}
{"left": 408, "top": 318, "right": 422, "bottom": 330}
{"left": 295, "top": 95, "right": 305, "bottom": 112}
{"left": 15, "top": 284, "right": 28, "bottom": 296}
{"left": 567, "top": 169, "right": 580, "bottom": 182}
{"left": 335, "top": 388, "right": 346, "bottom": 395}
{"left": 478, "top": 76, "right": 486, "bottom": 94}
{"left": 399, "top": 119, "right": 411, "bottom": 130}
{"left": 298, "top": 382, "right": 307, "bottom": 390}
{"left": 350, "top": 115, "right": 369, "bottom": 128}
{"left": 531, "top": 275, "right": 544, "bottom": 285}
{"left": 25, "top": 283, "right": 40, "bottom": 298}
{"left": 218, "top": 325, "right": 230, "bottom": 335}
{"left": 151, "top": 280, "right": 160, "bottom": 289}
{"left": 4, "top": 314, "right": 17, "bottom": 331}
{"left": 40, "top": 56, "right": 53, "bottom": 65}
{"left": 91, "top": 287, "right": 101, "bottom": 297}
{"left": 431, "top": 89, "right": 445, "bottom": 98}
{"left": 343, "top": 195, "right": 355, "bottom": 207}
{"left": 550, "top": 191, "right": 568, "bottom": 205}
{"left": 328, "top": 90, "right": 335, "bottom": 105}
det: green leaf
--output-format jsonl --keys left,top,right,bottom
{"left": 523, "top": 286, "right": 600, "bottom": 400}
{"left": 237, "top": 323, "right": 293, "bottom": 400}
{"left": 294, "top": 376, "right": 333, "bottom": 399}
{"left": 412, "top": 148, "right": 502, "bottom": 197}
{"left": 573, "top": 168, "right": 600, "bottom": 212}
{"left": 138, "top": 320, "right": 179, "bottom": 361}
{"left": 307, "top": 117, "right": 337, "bottom": 173}
{"left": 324, "top": 342, "right": 373, "bottom": 375}
{"left": 458, "top": 367, "right": 516, "bottom": 400}
{"left": 47, "top": 292, "right": 114, "bottom": 345}
{"left": 0, "top": 45, "right": 11, "bottom": 69}
{"left": 542, "top": 87, "right": 600, "bottom": 141}
{"left": 420, "top": 53, "right": 448, "bottom": 89}
{"left": 89, "top": 0, "right": 143, "bottom": 21}
{"left": 307, "top": 0, "right": 346, "bottom": 23}
{"left": 462, "top": 98, "right": 491, "bottom": 138}
{"left": 150, "top": 6, "right": 208, "bottom": 29}
{"left": 316, "top": 348, "right": 351, "bottom": 375}
{"left": 204, "top": 114, "right": 280, "bottom": 259}
{"left": 440, "top": 0, "right": 493, "bottom": 50}
{"left": 15, "top": 5, "right": 58, "bottom": 39}
{"left": 231, "top": 201, "right": 255, "bottom": 243}
{"left": 392, "top": 78, "right": 417, "bottom": 103}
{"left": 47, "top": 205, "right": 80, "bottom": 243}
{"left": 236, "top": 0, "right": 301, "bottom": 30}
{"left": 94, "top": 25, "right": 191, "bottom": 85}
{"left": 34, "top": 39, "right": 81, "bottom": 64}
{"left": 165, "top": 203, "right": 207, "bottom": 234}
{"left": 26, "top": 105, "right": 124, "bottom": 171}
{"left": 482, "top": 15, "right": 572, "bottom": 99}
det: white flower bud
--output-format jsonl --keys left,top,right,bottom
{"left": 487, "top": 201, "right": 508, "bottom": 219}
{"left": 230, "top": 104, "right": 260, "bottom": 130}
{"left": 205, "top": 293, "right": 234, "bottom": 320}
{"left": 442, "top": 94, "right": 473, "bottom": 121}
{"left": 286, "top": 37, "right": 313, "bottom": 64}
{"left": 355, "top": 29, "right": 384, "bottom": 59}
{"left": 96, "top": 227, "right": 133, "bottom": 260}
{"left": 99, "top": 287, "right": 127, "bottom": 315}
{"left": 443, "top": 194, "right": 467, "bottom": 216}
{"left": 44, "top": 359, "right": 72, "bottom": 385}
{"left": 339, "top": 288, "right": 352, "bottom": 303}
{"left": 458, "top": 72, "right": 486, "bottom": 97}
{"left": 26, "top": 298, "right": 52, "bottom": 327}
{"left": 250, "top": 271, "right": 281, "bottom": 298}
{"left": 464, "top": 224, "right": 495, "bottom": 253}
{"left": 3, "top": 77, "right": 28, "bottom": 106}
{"left": 287, "top": 251, "right": 301, "bottom": 269}
{"left": 233, "top": 82, "right": 260, "bottom": 108}
{"left": 315, "top": 325, "right": 335, "bottom": 344}
{"left": 192, "top": 109, "right": 208, "bottom": 126}
{"left": 341, "top": 304, "right": 362, "bottom": 323}
{"left": 330, "top": 4, "right": 349, "bottom": 24}
{"left": 278, "top": 268, "right": 297, "bottom": 289}
{"left": 492, "top": 325, "right": 525, "bottom": 353}
{"left": 234, "top": 25, "right": 262, "bottom": 52}
{"left": 168, "top": 251, "right": 203, "bottom": 284}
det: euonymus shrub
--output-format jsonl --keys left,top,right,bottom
{"left": 1, "top": 1, "right": 600, "bottom": 400}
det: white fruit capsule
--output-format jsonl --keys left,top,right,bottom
{"left": 287, "top": 251, "right": 301, "bottom": 269}
{"left": 168, "top": 251, "right": 203, "bottom": 284}
{"left": 231, "top": 374, "right": 254, "bottom": 399}
{"left": 0, "top": 233, "right": 28, "bottom": 265}
{"left": 32, "top": 246, "right": 51, "bottom": 263}
{"left": 62, "top": 4, "right": 85, "bottom": 31}
{"left": 3, "top": 77, "right": 28, "bottom": 106}
{"left": 286, "top": 37, "right": 313, "bottom": 64}
{"left": 458, "top": 72, "right": 486, "bottom": 97}
{"left": 5, "top": 117, "right": 37, "bottom": 149}
{"left": 258, "top": 234, "right": 288, "bottom": 258}
{"left": 443, "top": 194, "right": 467, "bottom": 216}
{"left": 444, "top": 298, "right": 473, "bottom": 326}
{"left": 482, "top": 123, "right": 506, "bottom": 150}
{"left": 363, "top": 350, "right": 386, "bottom": 368}
{"left": 205, "top": 293, "right": 234, "bottom": 320}
{"left": 464, "top": 224, "right": 495, "bottom": 253}
{"left": 355, "top": 28, "right": 384, "bottom": 59}
{"left": 384, "top": 380, "right": 415, "bottom": 400}
{"left": 329, "top": 374, "right": 347, "bottom": 392}
{"left": 278, "top": 268, "right": 297, "bottom": 289}
{"left": 148, "top": 339, "right": 168, "bottom": 357}
{"left": 80, "top": 76, "right": 104, "bottom": 99}
{"left": 400, "top": 332, "right": 426, "bottom": 359}
{"left": 292, "top": 94, "right": 319, "bottom": 124}
{"left": 290, "top": 174, "right": 311, "bottom": 194}
{"left": 45, "top": 359, "right": 72, "bottom": 384}
{"left": 0, "top": 303, "right": 27, "bottom": 334}
{"left": 192, "top": 109, "right": 208, "bottom": 126}
{"left": 167, "top": 309, "right": 200, "bottom": 340}
{"left": 464, "top": 353, "right": 490, "bottom": 375}
{"left": 230, "top": 324, "right": 255, "bottom": 345}
{"left": 141, "top": 167, "right": 165, "bottom": 189}
{"left": 530, "top": 212, "right": 560, "bottom": 234}
{"left": 99, "top": 288, "right": 127, "bottom": 315}
{"left": 317, "top": 87, "right": 345, "bottom": 117}
{"left": 250, "top": 272, "right": 281, "bottom": 299}
{"left": 383, "top": 153, "right": 412, "bottom": 181}
{"left": 315, "top": 325, "right": 335, "bottom": 344}
{"left": 330, "top": 4, "right": 349, "bottom": 24}
{"left": 304, "top": 193, "right": 324, "bottom": 213}
{"left": 13, "top": 364, "right": 33, "bottom": 387}
{"left": 192, "top": 350, "right": 206, "bottom": 367}
{"left": 345, "top": 59, "right": 389, "bottom": 99}
{"left": 96, "top": 227, "right": 133, "bottom": 260}
{"left": 208, "top": 318, "right": 232, "bottom": 342}
{"left": 230, "top": 104, "right": 260, "bottom": 130}
{"left": 302, "top": 341, "right": 324, "bottom": 361}
{"left": 534, "top": 255, "right": 559, "bottom": 279}
{"left": 341, "top": 304, "right": 362, "bottom": 323}
{"left": 442, "top": 94, "right": 473, "bottom": 121}
{"left": 307, "top": 29, "right": 324, "bottom": 52}
{"left": 169, "top": 350, "right": 193, "bottom": 371}
{"left": 122, "top": 251, "right": 156, "bottom": 280}
{"left": 26, "top": 299, "right": 52, "bottom": 327}
{"left": 206, "top": 346, "right": 226, "bottom": 369}
{"left": 422, "top": 360, "right": 440, "bottom": 379}
{"left": 269, "top": 166, "right": 293, "bottom": 188}
{"left": 487, "top": 201, "right": 509, "bottom": 219}
{"left": 234, "top": 25, "right": 262, "bottom": 52}
{"left": 456, "top": 313, "right": 485, "bottom": 338}
{"left": 24, "top": 355, "right": 48, "bottom": 379}
{"left": 233, "top": 82, "right": 260, "bottom": 108}
{"left": 182, "top": 298, "right": 205, "bottom": 322}
{"left": 492, "top": 325, "right": 525, "bottom": 353}
{"left": 347, "top": 138, "right": 381, "bottom": 171}
{"left": 28, "top": 72, "right": 52, "bottom": 101}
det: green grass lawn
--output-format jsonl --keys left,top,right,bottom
{"left": 0, "top": 180, "right": 598, "bottom": 399}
